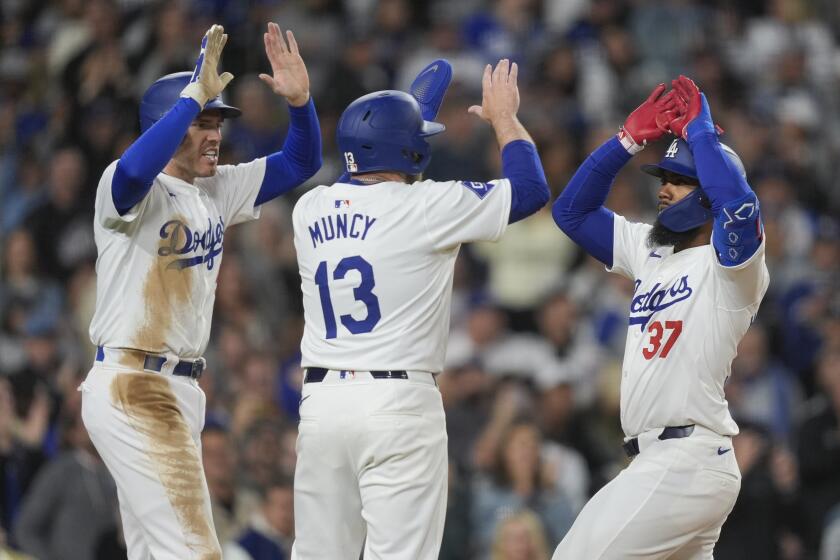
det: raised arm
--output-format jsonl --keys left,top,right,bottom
{"left": 553, "top": 84, "right": 677, "bottom": 266}
{"left": 113, "top": 25, "right": 233, "bottom": 215}
{"left": 468, "top": 59, "right": 549, "bottom": 224}
{"left": 668, "top": 76, "right": 762, "bottom": 267}
{"left": 255, "top": 23, "right": 322, "bottom": 206}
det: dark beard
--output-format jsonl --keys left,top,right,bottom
{"left": 646, "top": 218, "right": 702, "bottom": 249}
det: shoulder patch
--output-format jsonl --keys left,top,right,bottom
{"left": 460, "top": 181, "right": 496, "bottom": 200}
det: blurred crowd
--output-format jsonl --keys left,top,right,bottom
{"left": 1, "top": 0, "right": 839, "bottom": 559}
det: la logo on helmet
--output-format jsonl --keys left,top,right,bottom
{"left": 665, "top": 139, "right": 680, "bottom": 159}
{"left": 665, "top": 139, "right": 680, "bottom": 158}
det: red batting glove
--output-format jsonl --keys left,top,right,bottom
{"left": 619, "top": 83, "right": 677, "bottom": 153}
{"left": 667, "top": 75, "right": 701, "bottom": 139}
{"left": 656, "top": 108, "right": 680, "bottom": 133}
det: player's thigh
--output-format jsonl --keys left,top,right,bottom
{"left": 670, "top": 482, "right": 736, "bottom": 560}
{"left": 81, "top": 367, "right": 221, "bottom": 559}
{"left": 292, "top": 398, "right": 366, "bottom": 559}
{"left": 359, "top": 388, "right": 448, "bottom": 560}
{"left": 553, "top": 446, "right": 739, "bottom": 560}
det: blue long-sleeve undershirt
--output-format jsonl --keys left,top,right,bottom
{"left": 686, "top": 119, "right": 762, "bottom": 265}
{"left": 113, "top": 97, "right": 201, "bottom": 214}
{"left": 255, "top": 98, "right": 322, "bottom": 206}
{"left": 503, "top": 140, "right": 550, "bottom": 223}
{"left": 685, "top": 120, "right": 751, "bottom": 215}
{"left": 551, "top": 136, "right": 631, "bottom": 267}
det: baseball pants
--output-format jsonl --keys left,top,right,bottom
{"left": 80, "top": 355, "right": 220, "bottom": 560}
{"left": 552, "top": 425, "right": 740, "bottom": 560}
{"left": 291, "top": 370, "right": 448, "bottom": 560}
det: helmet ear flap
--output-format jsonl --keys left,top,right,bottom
{"left": 698, "top": 190, "right": 712, "bottom": 209}
{"left": 658, "top": 187, "right": 713, "bottom": 232}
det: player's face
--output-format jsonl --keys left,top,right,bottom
{"left": 656, "top": 172, "right": 700, "bottom": 213}
{"left": 170, "top": 111, "right": 224, "bottom": 181}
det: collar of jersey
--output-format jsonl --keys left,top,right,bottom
{"left": 161, "top": 172, "right": 201, "bottom": 192}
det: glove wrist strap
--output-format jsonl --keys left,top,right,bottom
{"left": 180, "top": 83, "right": 210, "bottom": 109}
{"left": 617, "top": 128, "right": 645, "bottom": 155}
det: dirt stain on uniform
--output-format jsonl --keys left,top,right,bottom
{"left": 133, "top": 214, "right": 194, "bottom": 352}
{"left": 111, "top": 373, "right": 220, "bottom": 559}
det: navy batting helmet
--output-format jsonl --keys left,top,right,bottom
{"left": 139, "top": 71, "right": 241, "bottom": 133}
{"left": 337, "top": 90, "right": 445, "bottom": 176}
{"left": 641, "top": 138, "right": 746, "bottom": 232}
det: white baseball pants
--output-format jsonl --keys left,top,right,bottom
{"left": 552, "top": 425, "right": 740, "bottom": 560}
{"left": 291, "top": 370, "right": 448, "bottom": 560}
{"left": 80, "top": 358, "right": 220, "bottom": 560}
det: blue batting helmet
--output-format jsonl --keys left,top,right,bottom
{"left": 336, "top": 90, "right": 445, "bottom": 176}
{"left": 641, "top": 138, "right": 746, "bottom": 232}
{"left": 139, "top": 71, "right": 241, "bottom": 133}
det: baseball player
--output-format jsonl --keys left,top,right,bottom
{"left": 80, "top": 23, "right": 321, "bottom": 559}
{"left": 550, "top": 76, "right": 770, "bottom": 559}
{"left": 290, "top": 59, "right": 550, "bottom": 559}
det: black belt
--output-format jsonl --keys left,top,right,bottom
{"left": 304, "top": 367, "right": 408, "bottom": 383}
{"left": 96, "top": 346, "right": 205, "bottom": 380}
{"left": 622, "top": 425, "right": 695, "bottom": 457}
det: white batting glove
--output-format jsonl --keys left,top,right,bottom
{"left": 180, "top": 24, "right": 234, "bottom": 108}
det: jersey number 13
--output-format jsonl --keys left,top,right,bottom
{"left": 314, "top": 256, "right": 381, "bottom": 339}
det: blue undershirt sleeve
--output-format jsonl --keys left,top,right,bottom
{"left": 255, "top": 98, "right": 322, "bottom": 206}
{"left": 685, "top": 121, "right": 751, "bottom": 215}
{"left": 686, "top": 120, "right": 762, "bottom": 266}
{"left": 504, "top": 140, "right": 550, "bottom": 224}
{"left": 551, "top": 136, "right": 631, "bottom": 267}
{"left": 112, "top": 97, "right": 201, "bottom": 215}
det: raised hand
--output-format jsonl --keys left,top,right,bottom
{"left": 180, "top": 24, "right": 234, "bottom": 108}
{"left": 259, "top": 22, "right": 310, "bottom": 107}
{"left": 468, "top": 59, "right": 520, "bottom": 124}
{"left": 619, "top": 83, "right": 677, "bottom": 152}
{"left": 667, "top": 75, "right": 703, "bottom": 139}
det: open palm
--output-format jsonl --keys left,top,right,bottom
{"left": 259, "top": 22, "right": 310, "bottom": 107}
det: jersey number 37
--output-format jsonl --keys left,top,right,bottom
{"left": 642, "top": 320, "right": 683, "bottom": 360}
{"left": 314, "top": 256, "right": 381, "bottom": 339}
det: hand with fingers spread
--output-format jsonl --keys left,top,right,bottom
{"left": 180, "top": 24, "right": 234, "bottom": 108}
{"left": 618, "top": 83, "right": 678, "bottom": 153}
{"left": 260, "top": 22, "right": 310, "bottom": 107}
{"left": 468, "top": 59, "right": 520, "bottom": 125}
{"left": 469, "top": 59, "right": 533, "bottom": 147}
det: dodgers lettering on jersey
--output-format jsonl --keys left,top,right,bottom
{"left": 293, "top": 179, "right": 512, "bottom": 372}
{"left": 89, "top": 158, "right": 266, "bottom": 358}
{"left": 628, "top": 275, "right": 693, "bottom": 329}
{"left": 609, "top": 214, "right": 769, "bottom": 437}
{"left": 158, "top": 217, "right": 226, "bottom": 270}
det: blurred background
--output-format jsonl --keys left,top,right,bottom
{"left": 0, "top": 0, "right": 839, "bottom": 559}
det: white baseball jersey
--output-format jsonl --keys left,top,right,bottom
{"left": 609, "top": 214, "right": 769, "bottom": 437}
{"left": 89, "top": 159, "right": 266, "bottom": 358}
{"left": 293, "top": 178, "right": 512, "bottom": 372}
